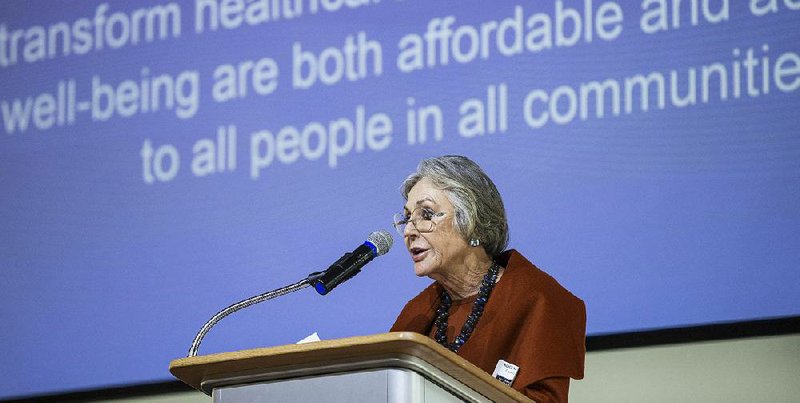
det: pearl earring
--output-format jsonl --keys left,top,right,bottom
{"left": 470, "top": 239, "right": 480, "bottom": 247}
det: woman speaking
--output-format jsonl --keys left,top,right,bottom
{"left": 391, "top": 155, "right": 585, "bottom": 402}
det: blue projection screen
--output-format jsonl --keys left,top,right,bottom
{"left": 1, "top": 0, "right": 798, "bottom": 398}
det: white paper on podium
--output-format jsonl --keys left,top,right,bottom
{"left": 296, "top": 332, "right": 321, "bottom": 344}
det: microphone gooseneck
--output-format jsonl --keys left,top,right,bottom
{"left": 187, "top": 278, "right": 311, "bottom": 357}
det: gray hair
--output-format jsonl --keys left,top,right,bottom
{"left": 401, "top": 155, "right": 509, "bottom": 258}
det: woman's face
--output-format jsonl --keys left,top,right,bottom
{"left": 403, "top": 178, "right": 472, "bottom": 278}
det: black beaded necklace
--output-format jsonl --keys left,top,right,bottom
{"left": 434, "top": 261, "right": 500, "bottom": 352}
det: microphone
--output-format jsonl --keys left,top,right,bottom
{"left": 187, "top": 230, "right": 393, "bottom": 356}
{"left": 311, "top": 230, "right": 393, "bottom": 295}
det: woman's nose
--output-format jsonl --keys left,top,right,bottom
{"left": 403, "top": 220, "right": 418, "bottom": 237}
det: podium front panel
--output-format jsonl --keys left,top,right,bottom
{"left": 213, "top": 368, "right": 464, "bottom": 403}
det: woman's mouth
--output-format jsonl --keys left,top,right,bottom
{"left": 409, "top": 247, "right": 428, "bottom": 262}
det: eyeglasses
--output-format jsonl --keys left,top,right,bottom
{"left": 392, "top": 207, "right": 447, "bottom": 235}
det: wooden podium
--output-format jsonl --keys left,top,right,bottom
{"left": 170, "top": 332, "right": 532, "bottom": 402}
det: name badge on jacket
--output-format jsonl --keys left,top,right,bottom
{"left": 492, "top": 359, "right": 519, "bottom": 386}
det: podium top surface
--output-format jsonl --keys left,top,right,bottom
{"left": 169, "top": 331, "right": 531, "bottom": 402}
